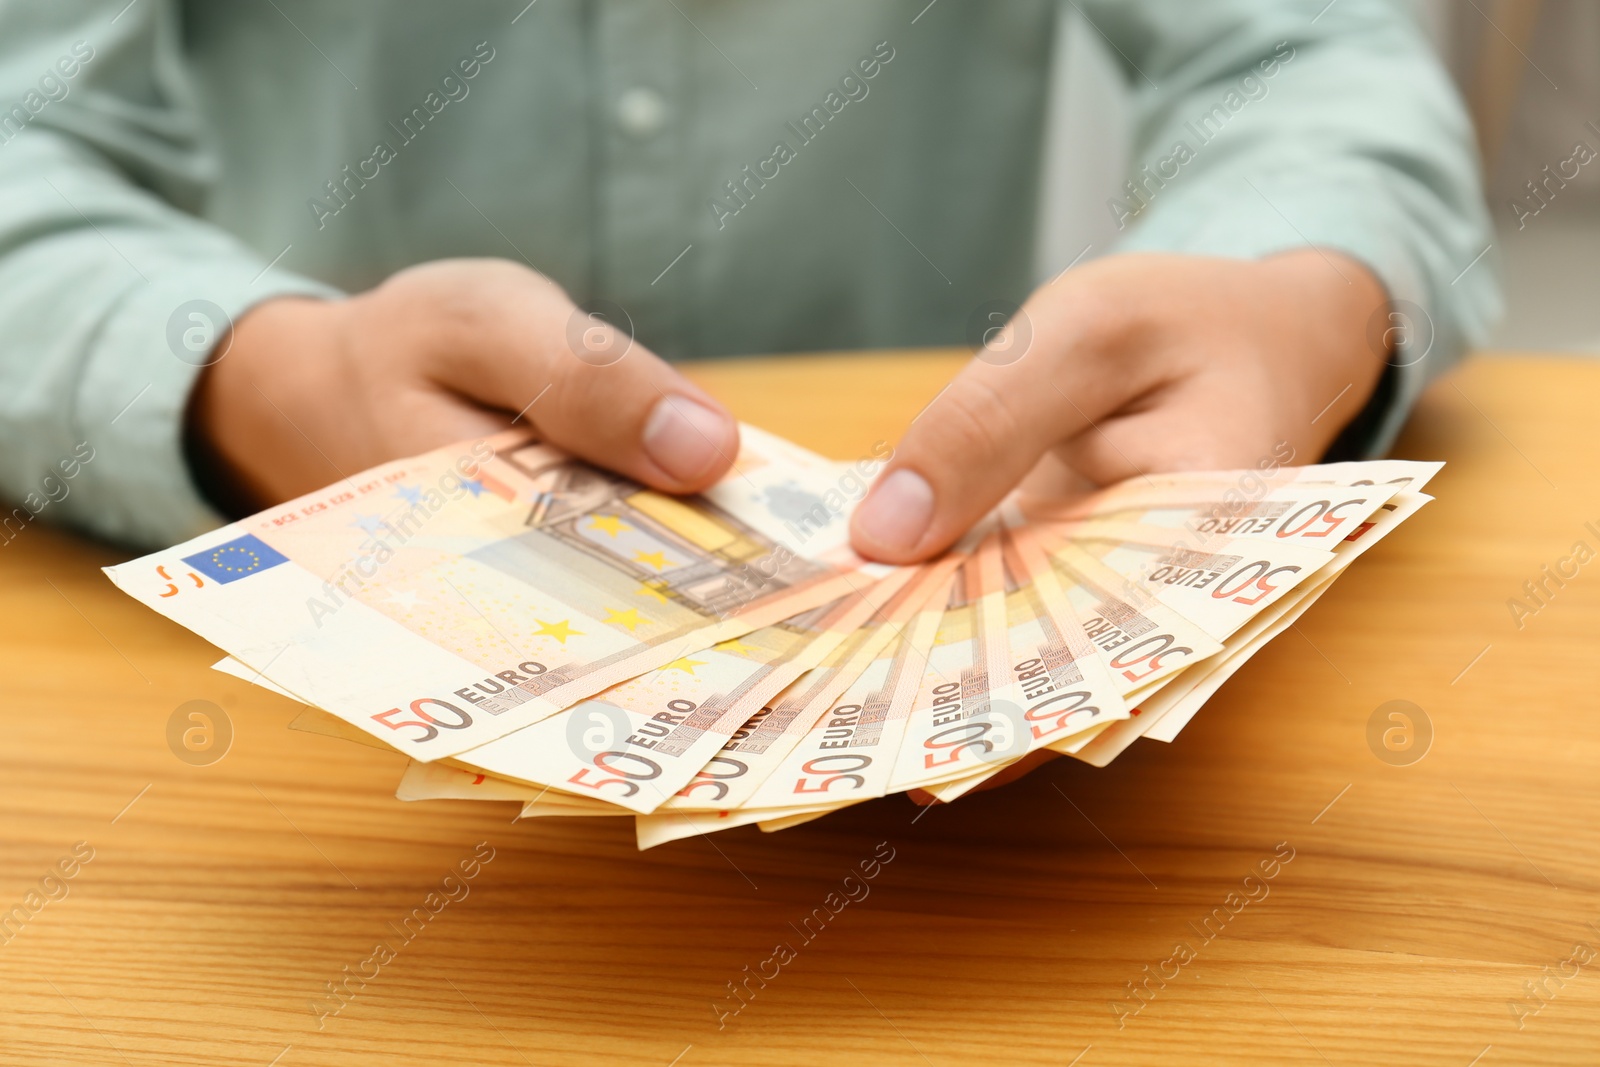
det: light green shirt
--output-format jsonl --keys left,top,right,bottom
{"left": 0, "top": 0, "right": 1496, "bottom": 549}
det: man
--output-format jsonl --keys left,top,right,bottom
{"left": 0, "top": 0, "right": 1495, "bottom": 564}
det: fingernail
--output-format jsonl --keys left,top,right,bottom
{"left": 642, "top": 395, "right": 731, "bottom": 483}
{"left": 855, "top": 469, "right": 934, "bottom": 555}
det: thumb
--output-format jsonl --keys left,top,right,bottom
{"left": 849, "top": 313, "right": 1125, "bottom": 563}
{"left": 450, "top": 280, "right": 740, "bottom": 494}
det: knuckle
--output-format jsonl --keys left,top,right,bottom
{"left": 552, "top": 358, "right": 611, "bottom": 403}
{"left": 540, "top": 348, "right": 660, "bottom": 443}
{"left": 560, "top": 298, "right": 636, "bottom": 369}
{"left": 934, "top": 377, "right": 1021, "bottom": 461}
{"left": 378, "top": 260, "right": 563, "bottom": 348}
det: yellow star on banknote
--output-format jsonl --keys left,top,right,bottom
{"left": 713, "top": 637, "right": 756, "bottom": 657}
{"left": 603, "top": 607, "right": 648, "bottom": 632}
{"left": 633, "top": 549, "right": 670, "bottom": 571}
{"left": 659, "top": 656, "right": 706, "bottom": 675}
{"left": 588, "top": 514, "right": 629, "bottom": 537}
{"left": 635, "top": 583, "right": 670, "bottom": 605}
{"left": 533, "top": 618, "right": 583, "bottom": 644}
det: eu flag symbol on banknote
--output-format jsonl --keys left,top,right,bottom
{"left": 182, "top": 534, "right": 289, "bottom": 585}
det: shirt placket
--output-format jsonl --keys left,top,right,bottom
{"left": 593, "top": 0, "right": 688, "bottom": 358}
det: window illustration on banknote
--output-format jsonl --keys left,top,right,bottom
{"left": 492, "top": 440, "right": 835, "bottom": 618}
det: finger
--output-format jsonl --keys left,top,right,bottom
{"left": 382, "top": 387, "right": 515, "bottom": 457}
{"left": 1051, "top": 377, "right": 1284, "bottom": 488}
{"left": 1014, "top": 450, "right": 1099, "bottom": 502}
{"left": 442, "top": 272, "right": 740, "bottom": 494}
{"left": 850, "top": 296, "right": 1153, "bottom": 563}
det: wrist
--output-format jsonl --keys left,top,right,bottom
{"left": 183, "top": 296, "right": 343, "bottom": 516}
{"left": 1257, "top": 249, "right": 1388, "bottom": 450}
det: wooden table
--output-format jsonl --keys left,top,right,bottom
{"left": 5, "top": 350, "right": 1600, "bottom": 1066}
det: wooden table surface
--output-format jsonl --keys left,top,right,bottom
{"left": 5, "top": 350, "right": 1600, "bottom": 1066}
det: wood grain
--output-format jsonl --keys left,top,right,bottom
{"left": 3, "top": 351, "right": 1599, "bottom": 1066}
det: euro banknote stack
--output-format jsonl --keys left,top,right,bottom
{"left": 106, "top": 425, "right": 1439, "bottom": 849}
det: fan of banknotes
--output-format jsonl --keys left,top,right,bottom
{"left": 106, "top": 424, "right": 1438, "bottom": 849}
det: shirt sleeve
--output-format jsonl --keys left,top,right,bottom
{"left": 1081, "top": 0, "right": 1500, "bottom": 456}
{"left": 0, "top": 2, "right": 338, "bottom": 550}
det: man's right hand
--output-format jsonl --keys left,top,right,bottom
{"left": 185, "top": 258, "right": 739, "bottom": 514}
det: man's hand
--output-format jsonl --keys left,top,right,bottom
{"left": 186, "top": 258, "right": 739, "bottom": 514}
{"left": 850, "top": 250, "right": 1390, "bottom": 563}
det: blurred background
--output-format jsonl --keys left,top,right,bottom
{"left": 1044, "top": 0, "right": 1596, "bottom": 353}
{"left": 1424, "top": 0, "right": 1600, "bottom": 351}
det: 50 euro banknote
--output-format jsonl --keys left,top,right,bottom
{"left": 925, "top": 469, "right": 1441, "bottom": 800}
{"left": 455, "top": 570, "right": 917, "bottom": 814}
{"left": 632, "top": 557, "right": 966, "bottom": 842}
{"left": 883, "top": 529, "right": 1130, "bottom": 794}
{"left": 651, "top": 551, "right": 966, "bottom": 813}
{"left": 108, "top": 425, "right": 889, "bottom": 759}
{"left": 1072, "top": 487, "right": 1440, "bottom": 763}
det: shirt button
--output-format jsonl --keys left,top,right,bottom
{"left": 616, "top": 87, "right": 668, "bottom": 137}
